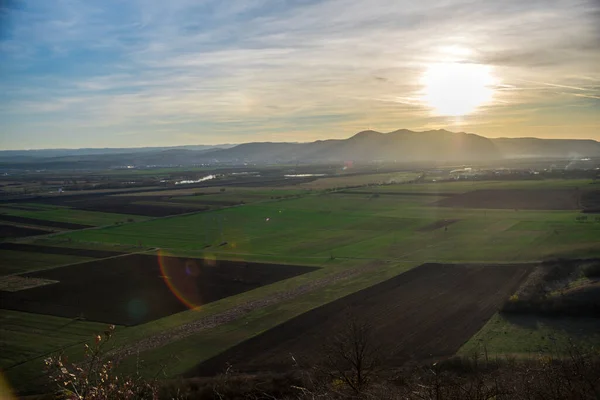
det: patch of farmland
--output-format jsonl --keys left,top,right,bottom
{"left": 0, "top": 242, "right": 127, "bottom": 258}
{"left": 74, "top": 197, "right": 206, "bottom": 216}
{"left": 1, "top": 208, "right": 146, "bottom": 226}
{"left": 112, "top": 187, "right": 228, "bottom": 197}
{"left": 581, "top": 190, "right": 600, "bottom": 212}
{"left": 188, "top": 263, "right": 532, "bottom": 375}
{"left": 9, "top": 203, "right": 67, "bottom": 210}
{"left": 459, "top": 313, "right": 600, "bottom": 356}
{"left": 349, "top": 216, "right": 427, "bottom": 231}
{"left": 0, "top": 203, "right": 64, "bottom": 212}
{"left": 437, "top": 189, "right": 588, "bottom": 210}
{"left": 418, "top": 219, "right": 459, "bottom": 232}
{"left": 0, "top": 249, "right": 94, "bottom": 275}
{"left": 18, "top": 193, "right": 206, "bottom": 217}
{"left": 131, "top": 200, "right": 211, "bottom": 210}
{"left": 0, "top": 310, "right": 113, "bottom": 369}
{"left": 153, "top": 197, "right": 242, "bottom": 206}
{"left": 0, "top": 276, "right": 58, "bottom": 292}
{"left": 297, "top": 172, "right": 420, "bottom": 190}
{"left": 176, "top": 190, "right": 308, "bottom": 205}
{"left": 112, "top": 187, "right": 307, "bottom": 198}
{"left": 0, "top": 224, "right": 51, "bottom": 239}
{"left": 0, "top": 205, "right": 50, "bottom": 211}
{"left": 0, "top": 214, "right": 91, "bottom": 229}
{"left": 350, "top": 179, "right": 594, "bottom": 195}
{"left": 0, "top": 255, "right": 318, "bottom": 326}
{"left": 62, "top": 205, "right": 364, "bottom": 251}
{"left": 341, "top": 190, "right": 455, "bottom": 197}
{"left": 33, "top": 238, "right": 145, "bottom": 254}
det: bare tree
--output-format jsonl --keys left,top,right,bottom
{"left": 319, "top": 312, "right": 381, "bottom": 393}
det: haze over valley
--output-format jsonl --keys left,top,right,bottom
{"left": 2, "top": 129, "right": 600, "bottom": 170}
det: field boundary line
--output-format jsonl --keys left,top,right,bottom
{"left": 0, "top": 247, "right": 158, "bottom": 277}
{"left": 109, "top": 261, "right": 386, "bottom": 362}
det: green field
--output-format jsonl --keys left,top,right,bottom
{"left": 459, "top": 313, "right": 600, "bottom": 356}
{"left": 0, "top": 310, "right": 120, "bottom": 369}
{"left": 30, "top": 238, "right": 147, "bottom": 253}
{"left": 0, "top": 208, "right": 149, "bottom": 226}
{"left": 117, "top": 260, "right": 417, "bottom": 378}
{"left": 62, "top": 190, "right": 600, "bottom": 262}
{"left": 0, "top": 250, "right": 93, "bottom": 275}
{"left": 172, "top": 188, "right": 310, "bottom": 204}
{"left": 346, "top": 178, "right": 596, "bottom": 193}
{"left": 3, "top": 178, "right": 600, "bottom": 393}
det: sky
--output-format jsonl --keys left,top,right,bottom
{"left": 0, "top": 0, "right": 599, "bottom": 150}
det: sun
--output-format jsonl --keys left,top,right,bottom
{"left": 421, "top": 62, "right": 496, "bottom": 116}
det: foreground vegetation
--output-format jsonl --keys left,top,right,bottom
{"left": 33, "top": 321, "right": 600, "bottom": 399}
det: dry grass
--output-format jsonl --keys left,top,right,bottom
{"left": 0, "top": 275, "right": 58, "bottom": 292}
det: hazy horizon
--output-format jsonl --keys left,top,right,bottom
{"left": 3, "top": 128, "right": 600, "bottom": 152}
{"left": 1, "top": 0, "right": 599, "bottom": 150}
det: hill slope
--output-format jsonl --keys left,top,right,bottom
{"left": 492, "top": 137, "right": 600, "bottom": 158}
{"left": 205, "top": 129, "right": 502, "bottom": 163}
{"left": 1, "top": 130, "right": 599, "bottom": 169}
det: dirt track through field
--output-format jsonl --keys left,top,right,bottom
{"left": 110, "top": 261, "right": 384, "bottom": 362}
{"left": 187, "top": 263, "right": 533, "bottom": 376}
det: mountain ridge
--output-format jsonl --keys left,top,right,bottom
{"left": 1, "top": 129, "right": 599, "bottom": 169}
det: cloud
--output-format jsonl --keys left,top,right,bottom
{"left": 0, "top": 0, "right": 599, "bottom": 148}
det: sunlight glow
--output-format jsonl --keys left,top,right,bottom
{"left": 421, "top": 62, "right": 496, "bottom": 116}
{"left": 439, "top": 45, "right": 473, "bottom": 58}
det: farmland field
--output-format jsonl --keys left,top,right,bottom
{"left": 0, "top": 310, "right": 117, "bottom": 369}
{"left": 0, "top": 207, "right": 147, "bottom": 226}
{"left": 189, "top": 263, "right": 533, "bottom": 375}
{"left": 0, "top": 249, "right": 93, "bottom": 275}
{"left": 60, "top": 190, "right": 600, "bottom": 262}
{"left": 458, "top": 313, "right": 600, "bottom": 356}
{"left": 0, "top": 224, "right": 50, "bottom": 239}
{"left": 0, "top": 242, "right": 127, "bottom": 258}
{"left": 0, "top": 214, "right": 93, "bottom": 229}
{"left": 437, "top": 188, "right": 597, "bottom": 210}
{"left": 2, "top": 254, "right": 317, "bottom": 325}
{"left": 2, "top": 175, "right": 600, "bottom": 394}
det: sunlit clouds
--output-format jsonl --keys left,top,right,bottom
{"left": 0, "top": 0, "right": 599, "bottom": 149}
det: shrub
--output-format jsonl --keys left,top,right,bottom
{"left": 44, "top": 325, "right": 159, "bottom": 399}
{"left": 501, "top": 259, "right": 600, "bottom": 317}
{"left": 317, "top": 314, "right": 381, "bottom": 393}
{"left": 40, "top": 326, "right": 600, "bottom": 400}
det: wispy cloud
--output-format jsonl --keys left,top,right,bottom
{"left": 0, "top": 0, "right": 599, "bottom": 149}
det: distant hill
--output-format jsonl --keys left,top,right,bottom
{"left": 204, "top": 129, "right": 600, "bottom": 163}
{"left": 1, "top": 130, "right": 599, "bottom": 169}
{"left": 491, "top": 138, "right": 600, "bottom": 159}
{"left": 0, "top": 144, "right": 234, "bottom": 163}
{"left": 206, "top": 129, "right": 501, "bottom": 163}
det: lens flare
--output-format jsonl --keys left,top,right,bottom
{"left": 0, "top": 373, "right": 15, "bottom": 400}
{"left": 127, "top": 298, "right": 148, "bottom": 321}
{"left": 158, "top": 249, "right": 207, "bottom": 310}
